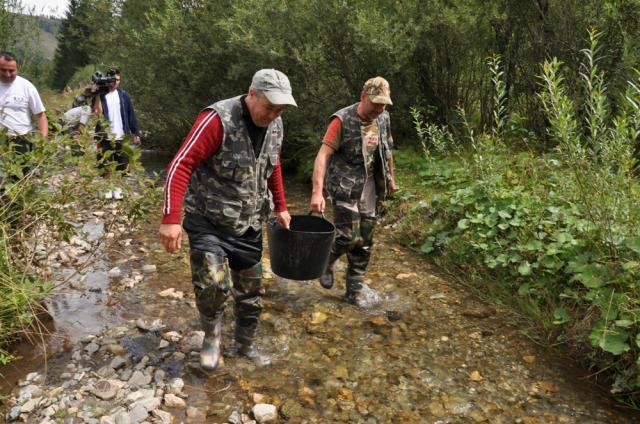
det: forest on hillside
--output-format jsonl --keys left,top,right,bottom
{"left": 0, "top": 1, "right": 60, "bottom": 84}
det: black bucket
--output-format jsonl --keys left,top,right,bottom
{"left": 267, "top": 214, "right": 335, "bottom": 280}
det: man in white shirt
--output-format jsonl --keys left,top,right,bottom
{"left": 63, "top": 105, "right": 92, "bottom": 132}
{"left": 0, "top": 52, "right": 48, "bottom": 145}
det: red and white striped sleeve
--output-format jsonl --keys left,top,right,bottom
{"left": 161, "top": 109, "right": 223, "bottom": 224}
{"left": 268, "top": 152, "right": 287, "bottom": 212}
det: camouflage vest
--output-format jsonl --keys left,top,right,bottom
{"left": 325, "top": 103, "right": 393, "bottom": 203}
{"left": 184, "top": 96, "right": 283, "bottom": 236}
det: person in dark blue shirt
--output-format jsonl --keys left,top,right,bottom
{"left": 93, "top": 69, "right": 140, "bottom": 175}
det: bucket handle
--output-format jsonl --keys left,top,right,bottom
{"left": 308, "top": 211, "right": 327, "bottom": 220}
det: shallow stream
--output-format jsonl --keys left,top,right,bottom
{"left": 1, "top": 152, "right": 637, "bottom": 422}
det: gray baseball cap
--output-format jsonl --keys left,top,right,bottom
{"left": 251, "top": 69, "right": 297, "bottom": 107}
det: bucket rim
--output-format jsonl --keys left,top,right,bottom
{"left": 267, "top": 215, "right": 335, "bottom": 234}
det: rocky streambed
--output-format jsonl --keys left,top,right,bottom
{"left": 1, "top": 181, "right": 638, "bottom": 423}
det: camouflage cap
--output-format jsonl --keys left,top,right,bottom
{"left": 251, "top": 69, "right": 297, "bottom": 107}
{"left": 363, "top": 76, "right": 392, "bottom": 105}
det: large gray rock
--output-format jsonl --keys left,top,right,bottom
{"left": 110, "top": 356, "right": 128, "bottom": 370}
{"left": 135, "top": 318, "right": 165, "bottom": 332}
{"left": 128, "top": 404, "right": 149, "bottom": 424}
{"left": 18, "top": 384, "right": 42, "bottom": 401}
{"left": 129, "top": 396, "right": 162, "bottom": 412}
{"left": 6, "top": 405, "right": 21, "bottom": 421}
{"left": 25, "top": 372, "right": 42, "bottom": 384}
{"left": 180, "top": 331, "right": 204, "bottom": 352}
{"left": 151, "top": 410, "right": 173, "bottom": 424}
{"left": 97, "top": 365, "right": 116, "bottom": 378}
{"left": 227, "top": 411, "right": 242, "bottom": 424}
{"left": 142, "top": 264, "right": 157, "bottom": 273}
{"left": 114, "top": 411, "right": 132, "bottom": 424}
{"left": 153, "top": 369, "right": 166, "bottom": 385}
{"left": 126, "top": 389, "right": 155, "bottom": 403}
{"left": 20, "top": 397, "right": 41, "bottom": 413}
{"left": 85, "top": 342, "right": 100, "bottom": 355}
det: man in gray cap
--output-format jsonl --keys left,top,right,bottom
{"left": 159, "top": 69, "right": 295, "bottom": 370}
{"left": 310, "top": 76, "right": 396, "bottom": 307}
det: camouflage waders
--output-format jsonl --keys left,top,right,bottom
{"left": 325, "top": 204, "right": 377, "bottom": 302}
{"left": 190, "top": 247, "right": 269, "bottom": 368}
{"left": 231, "top": 262, "right": 264, "bottom": 347}
{"left": 320, "top": 103, "right": 393, "bottom": 303}
{"left": 190, "top": 250, "right": 232, "bottom": 370}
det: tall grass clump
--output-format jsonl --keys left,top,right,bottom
{"left": 398, "top": 30, "right": 640, "bottom": 399}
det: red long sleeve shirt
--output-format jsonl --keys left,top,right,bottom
{"left": 162, "top": 109, "right": 287, "bottom": 224}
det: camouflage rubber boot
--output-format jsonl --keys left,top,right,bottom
{"left": 345, "top": 215, "right": 376, "bottom": 306}
{"left": 232, "top": 262, "right": 271, "bottom": 367}
{"left": 321, "top": 205, "right": 358, "bottom": 289}
{"left": 190, "top": 250, "right": 232, "bottom": 371}
{"left": 199, "top": 312, "right": 223, "bottom": 371}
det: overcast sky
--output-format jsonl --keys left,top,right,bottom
{"left": 20, "top": 0, "right": 68, "bottom": 17}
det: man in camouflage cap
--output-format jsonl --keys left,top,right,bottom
{"left": 159, "top": 69, "right": 295, "bottom": 370}
{"left": 72, "top": 85, "right": 95, "bottom": 108}
{"left": 310, "top": 76, "right": 396, "bottom": 307}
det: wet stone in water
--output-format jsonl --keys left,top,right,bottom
{"left": 386, "top": 310, "right": 402, "bottom": 321}
{"left": 279, "top": 399, "right": 305, "bottom": 419}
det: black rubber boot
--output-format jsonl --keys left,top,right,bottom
{"left": 319, "top": 253, "right": 339, "bottom": 289}
{"left": 319, "top": 269, "right": 334, "bottom": 289}
{"left": 345, "top": 278, "right": 364, "bottom": 305}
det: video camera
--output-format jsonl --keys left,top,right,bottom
{"left": 91, "top": 68, "right": 117, "bottom": 95}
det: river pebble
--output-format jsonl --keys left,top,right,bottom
{"left": 142, "top": 264, "right": 157, "bottom": 273}
{"left": 252, "top": 403, "right": 277, "bottom": 423}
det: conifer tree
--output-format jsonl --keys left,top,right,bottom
{"left": 51, "top": 0, "right": 91, "bottom": 89}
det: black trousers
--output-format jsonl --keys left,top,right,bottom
{"left": 96, "top": 138, "right": 130, "bottom": 173}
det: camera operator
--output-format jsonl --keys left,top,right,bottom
{"left": 92, "top": 69, "right": 140, "bottom": 196}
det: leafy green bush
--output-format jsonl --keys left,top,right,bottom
{"left": 401, "top": 31, "right": 640, "bottom": 397}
